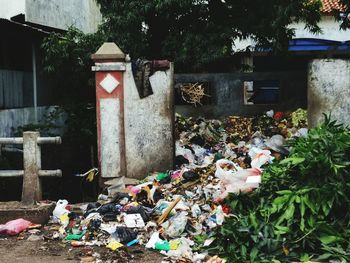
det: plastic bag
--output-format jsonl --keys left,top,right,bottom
{"left": 146, "top": 232, "right": 161, "bottom": 249}
{"left": 166, "top": 237, "right": 194, "bottom": 259}
{"left": 0, "top": 218, "right": 32, "bottom": 236}
{"left": 111, "top": 227, "right": 138, "bottom": 244}
{"left": 182, "top": 171, "right": 199, "bottom": 181}
{"left": 248, "top": 147, "right": 273, "bottom": 168}
{"left": 163, "top": 211, "right": 188, "bottom": 238}
{"left": 176, "top": 142, "right": 195, "bottom": 164}
{"left": 214, "top": 159, "right": 241, "bottom": 180}
{"left": 191, "top": 204, "right": 201, "bottom": 217}
{"left": 53, "top": 199, "right": 70, "bottom": 219}
{"left": 264, "top": 135, "right": 288, "bottom": 155}
{"left": 216, "top": 168, "right": 262, "bottom": 200}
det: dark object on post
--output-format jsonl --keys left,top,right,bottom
{"left": 132, "top": 59, "right": 170, "bottom": 99}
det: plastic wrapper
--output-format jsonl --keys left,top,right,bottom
{"left": 191, "top": 204, "right": 201, "bottom": 217}
{"left": 0, "top": 218, "right": 32, "bottom": 236}
{"left": 209, "top": 205, "right": 225, "bottom": 226}
{"left": 166, "top": 237, "right": 195, "bottom": 260}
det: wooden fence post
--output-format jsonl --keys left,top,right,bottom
{"left": 21, "top": 131, "right": 41, "bottom": 205}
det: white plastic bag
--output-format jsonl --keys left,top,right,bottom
{"left": 53, "top": 199, "right": 69, "bottom": 219}
{"left": 163, "top": 211, "right": 188, "bottom": 238}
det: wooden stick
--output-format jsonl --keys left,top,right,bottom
{"left": 157, "top": 196, "right": 181, "bottom": 225}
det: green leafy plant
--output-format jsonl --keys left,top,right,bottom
{"left": 210, "top": 115, "right": 350, "bottom": 262}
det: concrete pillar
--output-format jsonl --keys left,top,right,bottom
{"left": 92, "top": 43, "right": 174, "bottom": 182}
{"left": 124, "top": 63, "right": 174, "bottom": 178}
{"left": 22, "top": 131, "right": 41, "bottom": 205}
{"left": 308, "top": 59, "right": 350, "bottom": 127}
{"left": 91, "top": 43, "right": 126, "bottom": 188}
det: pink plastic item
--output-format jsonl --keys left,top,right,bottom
{"left": 171, "top": 170, "right": 182, "bottom": 180}
{"left": 0, "top": 218, "right": 32, "bottom": 236}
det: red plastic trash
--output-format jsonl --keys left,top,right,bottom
{"left": 0, "top": 218, "right": 32, "bottom": 236}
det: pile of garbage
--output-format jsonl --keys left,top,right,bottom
{"left": 18, "top": 109, "right": 308, "bottom": 262}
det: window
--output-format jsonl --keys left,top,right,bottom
{"left": 243, "top": 80, "right": 280, "bottom": 105}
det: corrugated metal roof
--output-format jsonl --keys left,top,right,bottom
{"left": 255, "top": 38, "right": 350, "bottom": 53}
{"left": 0, "top": 18, "right": 50, "bottom": 36}
{"left": 322, "top": 0, "right": 346, "bottom": 13}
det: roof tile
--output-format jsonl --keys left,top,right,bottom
{"left": 322, "top": 0, "right": 346, "bottom": 13}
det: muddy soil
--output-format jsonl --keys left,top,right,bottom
{"left": 0, "top": 236, "right": 164, "bottom": 263}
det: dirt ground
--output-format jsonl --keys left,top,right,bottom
{"left": 0, "top": 236, "right": 164, "bottom": 263}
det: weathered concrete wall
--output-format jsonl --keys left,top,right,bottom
{"left": 0, "top": 106, "right": 64, "bottom": 137}
{"left": 175, "top": 71, "right": 307, "bottom": 118}
{"left": 0, "top": 0, "right": 25, "bottom": 19}
{"left": 25, "top": 0, "right": 102, "bottom": 33}
{"left": 124, "top": 63, "right": 174, "bottom": 178}
{"left": 308, "top": 59, "right": 350, "bottom": 127}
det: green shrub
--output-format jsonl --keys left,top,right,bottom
{"left": 210, "top": 116, "right": 350, "bottom": 262}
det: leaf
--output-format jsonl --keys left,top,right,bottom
{"left": 274, "top": 225, "right": 290, "bottom": 235}
{"left": 319, "top": 235, "right": 343, "bottom": 245}
{"left": 240, "top": 245, "right": 247, "bottom": 258}
{"left": 86, "top": 170, "right": 96, "bottom": 182}
{"left": 249, "top": 212, "right": 258, "bottom": 229}
{"left": 303, "top": 195, "right": 317, "bottom": 214}
{"left": 276, "top": 190, "right": 292, "bottom": 195}
{"left": 250, "top": 247, "right": 258, "bottom": 261}
{"left": 272, "top": 195, "right": 290, "bottom": 210}
{"left": 316, "top": 253, "right": 333, "bottom": 261}
{"left": 300, "top": 253, "right": 310, "bottom": 262}
{"left": 280, "top": 157, "right": 305, "bottom": 165}
{"left": 321, "top": 202, "right": 331, "bottom": 216}
{"left": 284, "top": 203, "right": 295, "bottom": 220}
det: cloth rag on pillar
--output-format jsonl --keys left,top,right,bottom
{"left": 132, "top": 59, "right": 170, "bottom": 99}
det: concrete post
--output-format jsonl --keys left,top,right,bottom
{"left": 308, "top": 59, "right": 350, "bottom": 127}
{"left": 91, "top": 43, "right": 126, "bottom": 188}
{"left": 22, "top": 131, "right": 41, "bottom": 205}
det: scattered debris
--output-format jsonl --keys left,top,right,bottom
{"left": 0, "top": 109, "right": 308, "bottom": 262}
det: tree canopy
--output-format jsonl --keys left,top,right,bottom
{"left": 95, "top": 0, "right": 322, "bottom": 71}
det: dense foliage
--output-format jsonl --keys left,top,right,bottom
{"left": 339, "top": 1, "right": 350, "bottom": 29}
{"left": 95, "top": 0, "right": 321, "bottom": 71}
{"left": 42, "top": 0, "right": 323, "bottom": 74}
{"left": 41, "top": 28, "right": 105, "bottom": 143}
{"left": 210, "top": 116, "right": 350, "bottom": 262}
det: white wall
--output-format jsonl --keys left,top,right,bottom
{"left": 0, "top": 0, "right": 25, "bottom": 19}
{"left": 25, "top": 0, "right": 102, "bottom": 33}
{"left": 292, "top": 16, "right": 350, "bottom": 41}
